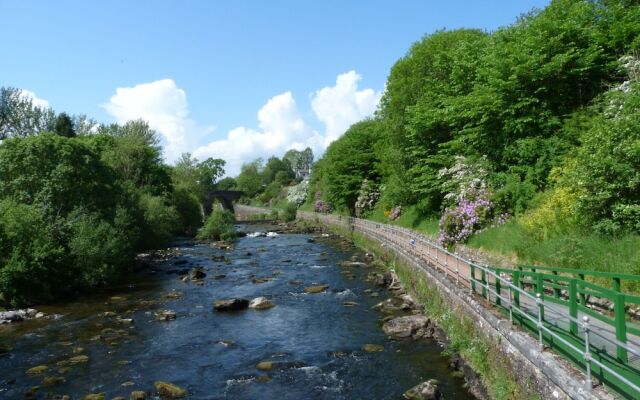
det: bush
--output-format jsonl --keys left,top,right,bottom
{"left": 314, "top": 199, "right": 333, "bottom": 213}
{"left": 67, "top": 209, "right": 131, "bottom": 287}
{"left": 286, "top": 179, "right": 309, "bottom": 206}
{"left": 520, "top": 187, "right": 579, "bottom": 241}
{"left": 0, "top": 200, "right": 67, "bottom": 305}
{"left": 172, "top": 188, "right": 202, "bottom": 235}
{"left": 282, "top": 202, "right": 298, "bottom": 222}
{"left": 198, "top": 209, "right": 236, "bottom": 241}
{"left": 137, "top": 193, "right": 180, "bottom": 249}
{"left": 354, "top": 179, "right": 381, "bottom": 217}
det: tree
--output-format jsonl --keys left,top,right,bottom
{"left": 284, "top": 147, "right": 314, "bottom": 180}
{"left": 54, "top": 112, "right": 75, "bottom": 137}
{"left": 262, "top": 156, "right": 294, "bottom": 185}
{"left": 197, "top": 157, "right": 225, "bottom": 196}
{"left": 236, "top": 159, "right": 264, "bottom": 198}
{"left": 322, "top": 120, "right": 385, "bottom": 214}
{"left": 98, "top": 120, "right": 171, "bottom": 194}
{"left": 0, "top": 87, "right": 55, "bottom": 139}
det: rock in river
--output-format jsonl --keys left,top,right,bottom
{"left": 256, "top": 361, "right": 275, "bottom": 371}
{"left": 304, "top": 285, "right": 329, "bottom": 294}
{"left": 362, "top": 344, "right": 384, "bottom": 352}
{"left": 382, "top": 315, "right": 430, "bottom": 339}
{"left": 26, "top": 365, "right": 48, "bottom": 375}
{"left": 213, "top": 298, "right": 249, "bottom": 311}
{"left": 130, "top": 390, "right": 147, "bottom": 400}
{"left": 155, "top": 310, "right": 177, "bottom": 321}
{"left": 249, "top": 297, "right": 275, "bottom": 310}
{"left": 403, "top": 379, "right": 442, "bottom": 400}
{"left": 190, "top": 267, "right": 206, "bottom": 280}
{"left": 154, "top": 381, "right": 188, "bottom": 398}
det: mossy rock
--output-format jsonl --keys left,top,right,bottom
{"left": 154, "top": 381, "right": 188, "bottom": 398}
{"left": 26, "top": 365, "right": 48, "bottom": 375}
{"left": 68, "top": 355, "right": 89, "bottom": 364}
{"left": 256, "top": 361, "right": 275, "bottom": 371}
{"left": 362, "top": 344, "right": 384, "bottom": 352}
{"left": 130, "top": 390, "right": 147, "bottom": 400}
{"left": 42, "top": 376, "right": 66, "bottom": 386}
{"left": 304, "top": 285, "right": 329, "bottom": 294}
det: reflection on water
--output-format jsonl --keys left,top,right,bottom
{"left": 0, "top": 223, "right": 473, "bottom": 399}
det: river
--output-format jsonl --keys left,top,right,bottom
{"left": 0, "top": 223, "right": 474, "bottom": 399}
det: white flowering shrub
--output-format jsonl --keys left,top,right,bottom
{"left": 354, "top": 179, "right": 381, "bottom": 217}
{"left": 286, "top": 179, "right": 309, "bottom": 206}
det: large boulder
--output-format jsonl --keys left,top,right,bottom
{"left": 249, "top": 297, "right": 274, "bottom": 310}
{"left": 403, "top": 379, "right": 441, "bottom": 400}
{"left": 213, "top": 298, "right": 249, "bottom": 311}
{"left": 382, "top": 315, "right": 430, "bottom": 339}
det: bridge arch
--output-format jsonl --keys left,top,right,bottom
{"left": 203, "top": 190, "right": 244, "bottom": 215}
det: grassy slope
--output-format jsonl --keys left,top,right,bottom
{"left": 466, "top": 220, "right": 640, "bottom": 292}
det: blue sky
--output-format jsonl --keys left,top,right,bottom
{"left": 1, "top": 0, "right": 549, "bottom": 174}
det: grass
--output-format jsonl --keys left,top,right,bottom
{"left": 467, "top": 220, "right": 640, "bottom": 293}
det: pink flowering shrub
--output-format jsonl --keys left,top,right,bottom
{"left": 437, "top": 156, "right": 495, "bottom": 247}
{"left": 314, "top": 199, "right": 333, "bottom": 213}
{"left": 439, "top": 198, "right": 492, "bottom": 247}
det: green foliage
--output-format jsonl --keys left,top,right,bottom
{"left": 54, "top": 112, "right": 75, "bottom": 138}
{"left": 0, "top": 200, "right": 67, "bottom": 305}
{"left": 259, "top": 181, "right": 282, "bottom": 204}
{"left": 0, "top": 133, "right": 119, "bottom": 218}
{"left": 0, "top": 87, "right": 55, "bottom": 139}
{"left": 564, "top": 81, "right": 640, "bottom": 234}
{"left": 321, "top": 119, "right": 385, "bottom": 214}
{"left": 172, "top": 188, "right": 202, "bottom": 235}
{"left": 216, "top": 177, "right": 237, "bottom": 190}
{"left": 137, "top": 193, "right": 180, "bottom": 249}
{"left": 197, "top": 209, "right": 236, "bottom": 241}
{"left": 282, "top": 202, "right": 298, "bottom": 222}
{"left": 0, "top": 111, "right": 203, "bottom": 305}
{"left": 236, "top": 159, "right": 264, "bottom": 198}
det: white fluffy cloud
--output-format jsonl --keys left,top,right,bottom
{"left": 20, "top": 89, "right": 50, "bottom": 109}
{"left": 194, "top": 71, "right": 381, "bottom": 175}
{"left": 103, "top": 72, "right": 380, "bottom": 176}
{"left": 311, "top": 70, "right": 382, "bottom": 146}
{"left": 103, "top": 79, "right": 213, "bottom": 161}
{"left": 193, "top": 91, "right": 314, "bottom": 176}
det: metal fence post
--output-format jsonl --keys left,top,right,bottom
{"left": 583, "top": 316, "right": 592, "bottom": 390}
{"left": 536, "top": 293, "right": 544, "bottom": 351}
{"left": 508, "top": 286, "right": 513, "bottom": 324}
{"left": 470, "top": 263, "right": 476, "bottom": 295}
{"left": 445, "top": 253, "right": 449, "bottom": 279}
{"left": 569, "top": 279, "right": 578, "bottom": 336}
{"left": 614, "top": 293, "right": 628, "bottom": 363}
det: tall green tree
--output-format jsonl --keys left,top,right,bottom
{"left": 54, "top": 112, "right": 75, "bottom": 138}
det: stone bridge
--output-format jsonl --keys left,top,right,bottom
{"left": 203, "top": 190, "right": 244, "bottom": 215}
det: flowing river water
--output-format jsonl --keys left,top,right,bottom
{"left": 0, "top": 223, "right": 474, "bottom": 399}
